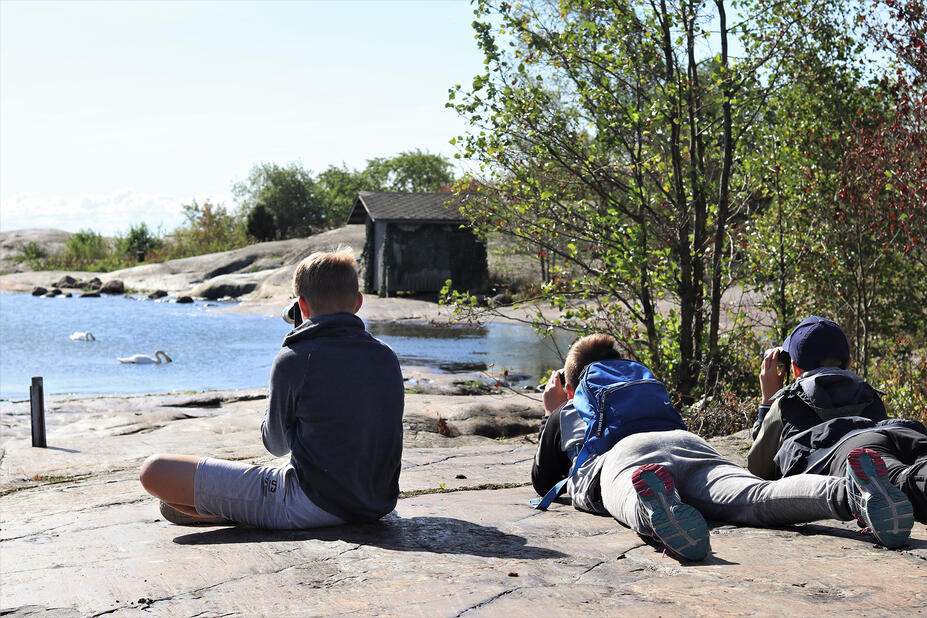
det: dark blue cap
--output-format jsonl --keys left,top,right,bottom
{"left": 782, "top": 316, "right": 850, "bottom": 370}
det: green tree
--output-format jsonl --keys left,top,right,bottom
{"left": 117, "top": 222, "right": 162, "bottom": 261}
{"left": 170, "top": 199, "right": 247, "bottom": 256}
{"left": 450, "top": 0, "right": 855, "bottom": 398}
{"left": 316, "top": 164, "right": 374, "bottom": 224}
{"left": 364, "top": 149, "right": 455, "bottom": 193}
{"left": 316, "top": 151, "right": 456, "bottom": 224}
{"left": 744, "top": 0, "right": 926, "bottom": 377}
{"left": 234, "top": 162, "right": 326, "bottom": 239}
{"left": 245, "top": 203, "right": 276, "bottom": 242}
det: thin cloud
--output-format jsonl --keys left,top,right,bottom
{"left": 0, "top": 190, "right": 235, "bottom": 236}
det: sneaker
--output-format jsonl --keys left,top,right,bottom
{"left": 632, "top": 463, "right": 710, "bottom": 560}
{"left": 159, "top": 501, "right": 233, "bottom": 526}
{"left": 845, "top": 448, "right": 914, "bottom": 549}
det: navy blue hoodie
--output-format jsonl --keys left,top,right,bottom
{"left": 261, "top": 312, "right": 404, "bottom": 523}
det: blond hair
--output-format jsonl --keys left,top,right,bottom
{"left": 564, "top": 333, "right": 622, "bottom": 388}
{"left": 292, "top": 247, "right": 359, "bottom": 314}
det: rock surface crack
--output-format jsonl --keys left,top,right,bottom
{"left": 454, "top": 587, "right": 519, "bottom": 616}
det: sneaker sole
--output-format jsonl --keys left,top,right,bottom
{"left": 632, "top": 463, "right": 709, "bottom": 561}
{"left": 847, "top": 448, "right": 914, "bottom": 548}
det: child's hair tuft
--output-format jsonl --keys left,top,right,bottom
{"left": 564, "top": 333, "right": 622, "bottom": 388}
{"left": 293, "top": 247, "right": 359, "bottom": 313}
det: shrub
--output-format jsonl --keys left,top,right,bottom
{"left": 18, "top": 241, "right": 47, "bottom": 265}
{"left": 117, "top": 222, "right": 162, "bottom": 261}
{"left": 63, "top": 230, "right": 114, "bottom": 269}
{"left": 870, "top": 343, "right": 927, "bottom": 426}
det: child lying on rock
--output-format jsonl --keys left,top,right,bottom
{"left": 531, "top": 333, "right": 913, "bottom": 560}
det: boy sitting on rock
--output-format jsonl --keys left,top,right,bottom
{"left": 140, "top": 248, "right": 405, "bottom": 528}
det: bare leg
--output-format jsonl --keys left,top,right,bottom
{"left": 139, "top": 454, "right": 230, "bottom": 523}
{"left": 140, "top": 454, "right": 199, "bottom": 506}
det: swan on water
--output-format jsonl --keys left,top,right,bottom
{"left": 117, "top": 350, "right": 172, "bottom": 364}
{"left": 70, "top": 331, "right": 96, "bottom": 341}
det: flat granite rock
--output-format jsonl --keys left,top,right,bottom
{"left": 1, "top": 390, "right": 925, "bottom": 616}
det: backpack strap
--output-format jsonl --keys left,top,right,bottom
{"left": 530, "top": 477, "right": 568, "bottom": 510}
{"left": 531, "top": 445, "right": 593, "bottom": 510}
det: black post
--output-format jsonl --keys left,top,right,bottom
{"left": 30, "top": 376, "right": 46, "bottom": 448}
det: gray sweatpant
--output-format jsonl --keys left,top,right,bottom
{"left": 600, "top": 430, "right": 851, "bottom": 534}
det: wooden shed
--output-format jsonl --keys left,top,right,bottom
{"left": 346, "top": 191, "right": 487, "bottom": 296}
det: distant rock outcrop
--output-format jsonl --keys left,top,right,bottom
{"left": 0, "top": 228, "right": 71, "bottom": 274}
{"left": 0, "top": 225, "right": 367, "bottom": 300}
{"left": 190, "top": 275, "right": 260, "bottom": 300}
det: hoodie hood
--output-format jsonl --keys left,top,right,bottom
{"left": 282, "top": 312, "right": 366, "bottom": 347}
{"left": 786, "top": 367, "right": 882, "bottom": 419}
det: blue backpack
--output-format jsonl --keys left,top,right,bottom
{"left": 532, "top": 358, "right": 686, "bottom": 510}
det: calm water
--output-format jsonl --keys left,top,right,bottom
{"left": 0, "top": 292, "right": 570, "bottom": 400}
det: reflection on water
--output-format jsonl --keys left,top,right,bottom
{"left": 367, "top": 320, "right": 573, "bottom": 384}
{"left": 367, "top": 321, "right": 488, "bottom": 339}
{"left": 0, "top": 292, "right": 574, "bottom": 399}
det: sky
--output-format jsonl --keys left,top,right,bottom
{"left": 0, "top": 0, "right": 486, "bottom": 235}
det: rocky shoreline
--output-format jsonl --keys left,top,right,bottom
{"left": 0, "top": 226, "right": 570, "bottom": 328}
{"left": 0, "top": 227, "right": 362, "bottom": 305}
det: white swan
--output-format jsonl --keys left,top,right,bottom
{"left": 70, "top": 331, "right": 96, "bottom": 341}
{"left": 117, "top": 350, "right": 172, "bottom": 364}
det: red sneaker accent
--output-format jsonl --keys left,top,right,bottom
{"left": 632, "top": 464, "right": 674, "bottom": 494}
{"left": 848, "top": 448, "right": 869, "bottom": 481}
{"left": 632, "top": 465, "right": 661, "bottom": 497}
{"left": 654, "top": 466, "right": 675, "bottom": 492}
{"left": 848, "top": 447, "right": 889, "bottom": 480}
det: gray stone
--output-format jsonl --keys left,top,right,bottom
{"left": 174, "top": 295, "right": 194, "bottom": 303}
{"left": 99, "top": 279, "right": 125, "bottom": 294}
{"left": 78, "top": 290, "right": 101, "bottom": 298}
{"left": 53, "top": 275, "right": 78, "bottom": 288}
{"left": 491, "top": 292, "right": 513, "bottom": 306}
{"left": 147, "top": 289, "right": 168, "bottom": 299}
{"left": 190, "top": 274, "right": 259, "bottom": 299}
{"left": 204, "top": 256, "right": 256, "bottom": 280}
{"left": 31, "top": 286, "right": 46, "bottom": 296}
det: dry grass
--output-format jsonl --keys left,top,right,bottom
{"left": 683, "top": 392, "right": 758, "bottom": 439}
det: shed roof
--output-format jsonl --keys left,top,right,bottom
{"left": 346, "top": 191, "right": 473, "bottom": 225}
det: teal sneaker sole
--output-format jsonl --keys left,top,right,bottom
{"left": 847, "top": 448, "right": 914, "bottom": 549}
{"left": 632, "top": 463, "right": 709, "bottom": 561}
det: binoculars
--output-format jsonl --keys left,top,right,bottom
{"left": 765, "top": 347, "right": 790, "bottom": 370}
{"left": 282, "top": 300, "right": 302, "bottom": 327}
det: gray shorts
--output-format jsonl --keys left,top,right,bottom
{"left": 193, "top": 458, "right": 345, "bottom": 529}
